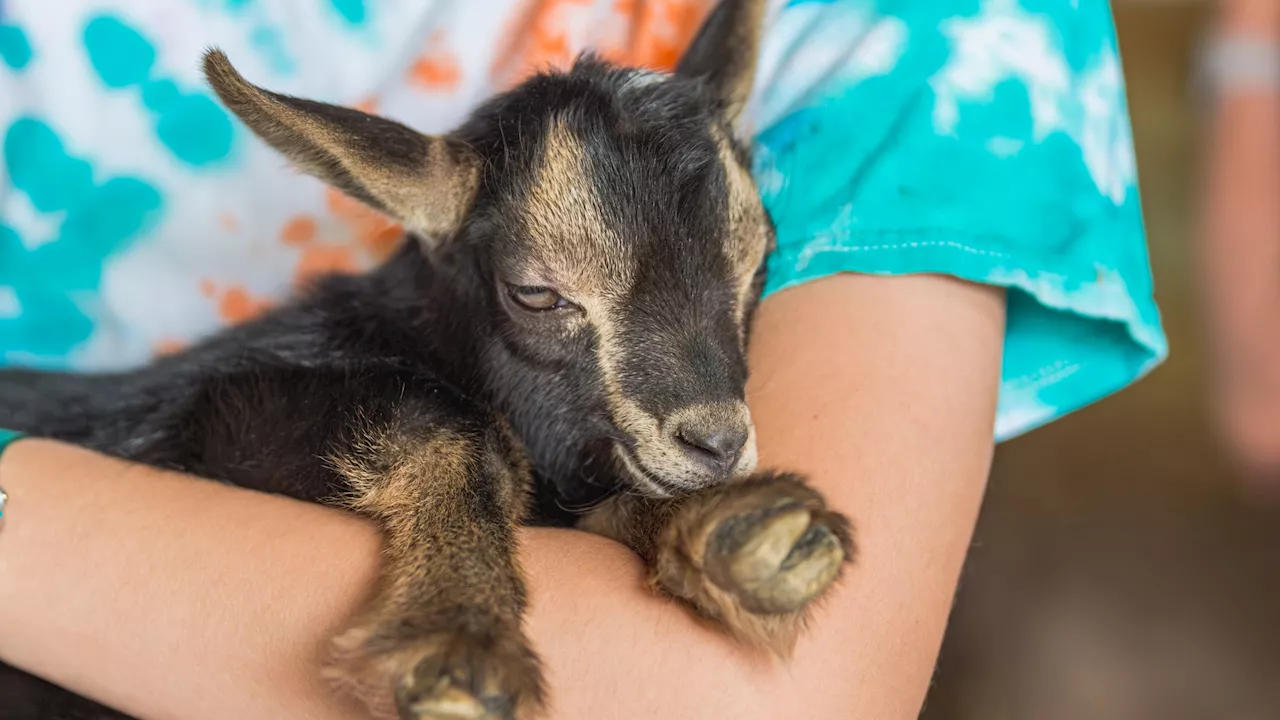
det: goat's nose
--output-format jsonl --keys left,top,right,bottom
{"left": 675, "top": 422, "right": 749, "bottom": 477}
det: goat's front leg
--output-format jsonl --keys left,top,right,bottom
{"left": 580, "top": 471, "right": 855, "bottom": 657}
{"left": 325, "top": 419, "right": 544, "bottom": 720}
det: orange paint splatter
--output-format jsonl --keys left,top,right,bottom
{"left": 623, "top": 0, "right": 711, "bottom": 71}
{"left": 280, "top": 215, "right": 318, "bottom": 246}
{"left": 153, "top": 338, "right": 187, "bottom": 356}
{"left": 355, "top": 97, "right": 379, "bottom": 113}
{"left": 216, "top": 285, "right": 274, "bottom": 324}
{"left": 361, "top": 223, "right": 405, "bottom": 262}
{"left": 324, "top": 187, "right": 403, "bottom": 259}
{"left": 270, "top": 186, "right": 405, "bottom": 294}
{"left": 410, "top": 54, "right": 462, "bottom": 91}
{"left": 219, "top": 213, "right": 239, "bottom": 232}
{"left": 295, "top": 246, "right": 359, "bottom": 286}
{"left": 532, "top": 30, "right": 573, "bottom": 71}
{"left": 492, "top": 0, "right": 713, "bottom": 87}
{"left": 491, "top": 0, "right": 597, "bottom": 86}
{"left": 663, "top": 0, "right": 704, "bottom": 35}
{"left": 324, "top": 187, "right": 364, "bottom": 219}
{"left": 410, "top": 32, "right": 463, "bottom": 91}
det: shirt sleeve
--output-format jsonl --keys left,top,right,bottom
{"left": 748, "top": 0, "right": 1166, "bottom": 440}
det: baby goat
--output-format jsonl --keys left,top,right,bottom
{"left": 0, "top": 2, "right": 853, "bottom": 718}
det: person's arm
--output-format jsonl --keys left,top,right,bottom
{"left": 0, "top": 272, "right": 1003, "bottom": 720}
{"left": 1199, "top": 0, "right": 1280, "bottom": 484}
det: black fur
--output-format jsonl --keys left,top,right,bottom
{"left": 0, "top": 50, "right": 771, "bottom": 718}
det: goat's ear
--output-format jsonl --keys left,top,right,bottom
{"left": 203, "top": 49, "right": 480, "bottom": 245}
{"left": 675, "top": 0, "right": 766, "bottom": 125}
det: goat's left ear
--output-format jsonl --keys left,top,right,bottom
{"left": 203, "top": 49, "right": 480, "bottom": 246}
{"left": 675, "top": 0, "right": 766, "bottom": 126}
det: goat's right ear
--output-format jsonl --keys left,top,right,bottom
{"left": 203, "top": 49, "right": 480, "bottom": 246}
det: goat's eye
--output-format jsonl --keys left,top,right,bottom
{"left": 508, "top": 285, "right": 572, "bottom": 312}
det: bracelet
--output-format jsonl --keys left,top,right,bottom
{"left": 0, "top": 428, "right": 24, "bottom": 520}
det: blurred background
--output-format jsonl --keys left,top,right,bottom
{"left": 923, "top": 1, "right": 1280, "bottom": 718}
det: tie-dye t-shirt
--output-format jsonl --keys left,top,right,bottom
{"left": 0, "top": 0, "right": 1164, "bottom": 441}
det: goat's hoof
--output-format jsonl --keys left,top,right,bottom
{"left": 702, "top": 477, "right": 851, "bottom": 615}
{"left": 394, "top": 630, "right": 544, "bottom": 720}
{"left": 651, "top": 473, "right": 855, "bottom": 655}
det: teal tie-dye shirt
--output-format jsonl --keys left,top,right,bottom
{"left": 749, "top": 0, "right": 1165, "bottom": 438}
{"left": 0, "top": 0, "right": 1164, "bottom": 441}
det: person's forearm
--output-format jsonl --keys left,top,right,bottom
{"left": 1199, "top": 0, "right": 1280, "bottom": 471}
{"left": 0, "top": 273, "right": 1004, "bottom": 720}
{"left": 0, "top": 438, "right": 383, "bottom": 720}
{"left": 533, "top": 274, "right": 1004, "bottom": 719}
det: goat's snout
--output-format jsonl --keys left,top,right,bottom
{"left": 675, "top": 420, "right": 749, "bottom": 478}
{"left": 657, "top": 401, "right": 757, "bottom": 483}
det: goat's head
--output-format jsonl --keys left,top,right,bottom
{"left": 204, "top": 0, "right": 772, "bottom": 498}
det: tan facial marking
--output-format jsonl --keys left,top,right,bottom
{"left": 520, "top": 120, "right": 633, "bottom": 298}
{"left": 517, "top": 120, "right": 764, "bottom": 496}
{"left": 711, "top": 124, "right": 769, "bottom": 329}
{"left": 518, "top": 120, "right": 672, "bottom": 482}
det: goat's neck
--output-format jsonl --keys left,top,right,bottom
{"left": 363, "top": 244, "right": 497, "bottom": 393}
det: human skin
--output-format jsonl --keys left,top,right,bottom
{"left": 0, "top": 272, "right": 1004, "bottom": 719}
{"left": 1198, "top": 0, "right": 1280, "bottom": 490}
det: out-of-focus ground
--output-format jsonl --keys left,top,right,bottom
{"left": 922, "top": 2, "right": 1280, "bottom": 718}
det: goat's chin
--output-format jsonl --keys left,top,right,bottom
{"left": 609, "top": 445, "right": 668, "bottom": 498}
{"left": 612, "top": 443, "right": 697, "bottom": 500}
